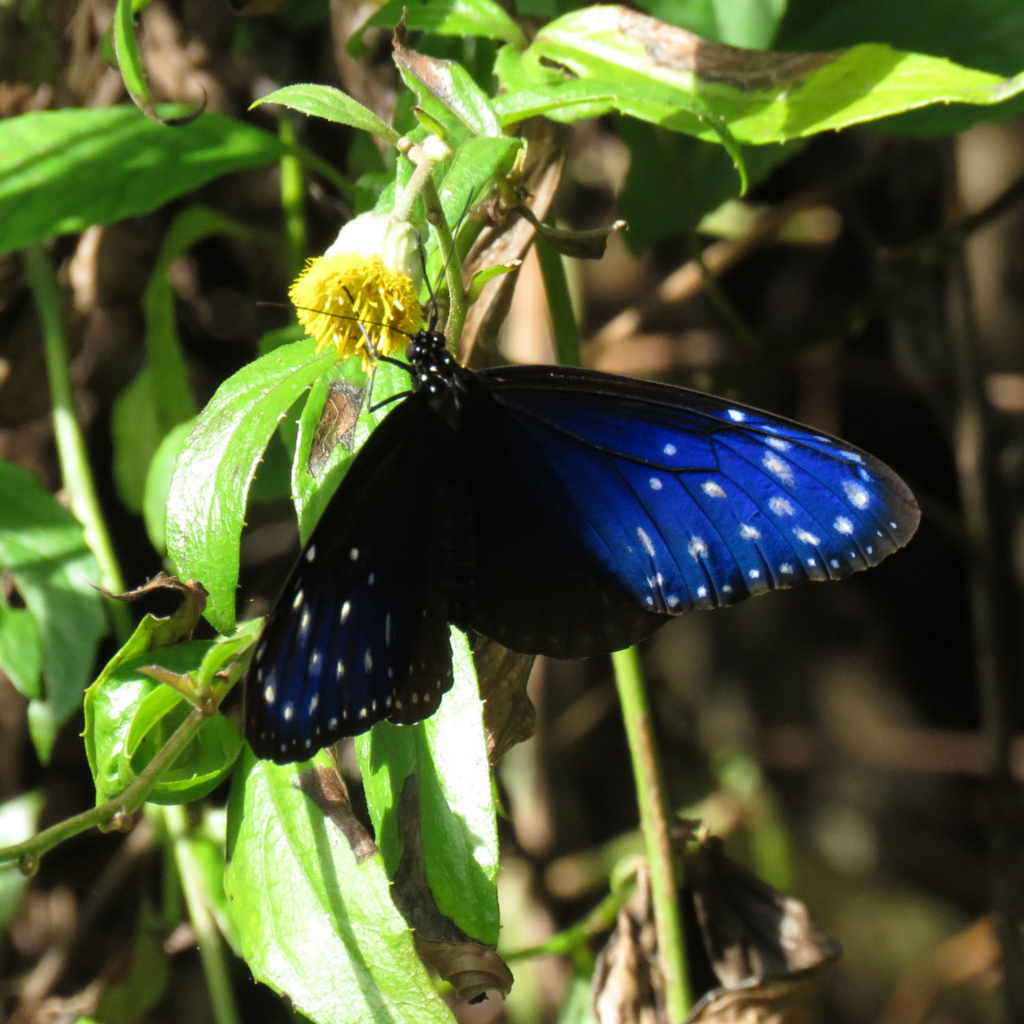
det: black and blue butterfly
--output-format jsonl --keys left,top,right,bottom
{"left": 245, "top": 326, "right": 919, "bottom": 763}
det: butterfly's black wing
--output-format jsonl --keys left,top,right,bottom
{"left": 245, "top": 396, "right": 454, "bottom": 763}
{"left": 456, "top": 365, "right": 919, "bottom": 659}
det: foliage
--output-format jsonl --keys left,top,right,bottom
{"left": 0, "top": 0, "right": 1022, "bottom": 1022}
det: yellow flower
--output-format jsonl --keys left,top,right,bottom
{"left": 289, "top": 212, "right": 424, "bottom": 367}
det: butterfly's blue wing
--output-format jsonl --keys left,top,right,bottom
{"left": 457, "top": 365, "right": 919, "bottom": 658}
{"left": 245, "top": 397, "right": 454, "bottom": 763}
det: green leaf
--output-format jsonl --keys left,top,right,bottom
{"left": 637, "top": 0, "right": 788, "bottom": 48}
{"left": 417, "top": 632, "right": 499, "bottom": 944}
{"left": 0, "top": 106, "right": 288, "bottom": 255}
{"left": 356, "top": 0, "right": 527, "bottom": 49}
{"left": 394, "top": 46, "right": 504, "bottom": 138}
{"left": 113, "top": 207, "right": 252, "bottom": 512}
{"left": 0, "top": 793, "right": 43, "bottom": 929}
{"left": 0, "top": 599, "right": 42, "bottom": 700}
{"left": 291, "top": 356, "right": 369, "bottom": 546}
{"left": 142, "top": 419, "right": 195, "bottom": 555}
{"left": 0, "top": 459, "right": 107, "bottom": 763}
{"left": 84, "top": 638, "right": 242, "bottom": 806}
{"left": 112, "top": 0, "right": 154, "bottom": 111}
{"left": 253, "top": 84, "right": 401, "bottom": 144}
{"left": 166, "top": 339, "right": 336, "bottom": 634}
{"left": 224, "top": 751, "right": 456, "bottom": 1024}
{"left": 517, "top": 5, "right": 1024, "bottom": 146}
{"left": 356, "top": 630, "right": 499, "bottom": 945}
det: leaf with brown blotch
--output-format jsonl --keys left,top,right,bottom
{"left": 295, "top": 764, "right": 379, "bottom": 864}
{"left": 391, "top": 775, "right": 513, "bottom": 1003}
{"left": 306, "top": 380, "right": 364, "bottom": 477}
{"left": 471, "top": 634, "right": 536, "bottom": 763}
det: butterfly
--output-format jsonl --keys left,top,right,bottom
{"left": 245, "top": 327, "right": 919, "bottom": 763}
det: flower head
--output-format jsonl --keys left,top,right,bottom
{"left": 289, "top": 211, "right": 424, "bottom": 367}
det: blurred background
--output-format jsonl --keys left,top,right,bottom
{"left": 2, "top": 2, "right": 1024, "bottom": 1023}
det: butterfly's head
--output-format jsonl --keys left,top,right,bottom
{"left": 406, "top": 328, "right": 469, "bottom": 426}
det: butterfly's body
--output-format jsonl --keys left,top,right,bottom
{"left": 246, "top": 332, "right": 919, "bottom": 763}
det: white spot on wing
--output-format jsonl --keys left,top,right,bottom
{"left": 766, "top": 437, "right": 791, "bottom": 452}
{"left": 727, "top": 409, "right": 746, "bottom": 422}
{"left": 769, "top": 496, "right": 795, "bottom": 516}
{"left": 349, "top": 547, "right": 360, "bottom": 561}
{"left": 794, "top": 528, "right": 821, "bottom": 546}
{"left": 702, "top": 480, "right": 726, "bottom": 498}
{"left": 340, "top": 601, "right": 351, "bottom": 624}
{"left": 292, "top": 589, "right": 304, "bottom": 610}
{"left": 688, "top": 536, "right": 708, "bottom": 560}
{"left": 843, "top": 480, "right": 870, "bottom": 508}
{"left": 264, "top": 680, "right": 276, "bottom": 704}
{"left": 309, "top": 695, "right": 319, "bottom": 714}
{"left": 762, "top": 452, "right": 794, "bottom": 484}
{"left": 364, "top": 649, "right": 373, "bottom": 672}
{"left": 740, "top": 523, "right": 761, "bottom": 540}
{"left": 649, "top": 477, "right": 663, "bottom": 491}
{"left": 696, "top": 587, "right": 707, "bottom": 599}
{"left": 637, "top": 526, "right": 657, "bottom": 558}
{"left": 780, "top": 563, "right": 794, "bottom": 575}
{"left": 283, "top": 702, "right": 294, "bottom": 722}
{"left": 663, "top": 443, "right": 677, "bottom": 456}
{"left": 834, "top": 516, "right": 854, "bottom": 535}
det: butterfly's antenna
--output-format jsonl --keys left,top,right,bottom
{"left": 417, "top": 236, "right": 440, "bottom": 332}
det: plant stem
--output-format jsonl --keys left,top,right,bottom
{"left": 421, "top": 177, "right": 466, "bottom": 347}
{"left": 0, "top": 705, "right": 209, "bottom": 868}
{"left": 947, "top": 246, "right": 1024, "bottom": 1018}
{"left": 24, "top": 244, "right": 131, "bottom": 642}
{"left": 611, "top": 646, "right": 690, "bottom": 1020}
{"left": 536, "top": 233, "right": 582, "bottom": 367}
{"left": 163, "top": 804, "right": 240, "bottom": 1024}
{"left": 278, "top": 114, "right": 307, "bottom": 283}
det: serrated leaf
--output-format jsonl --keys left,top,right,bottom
{"left": 515, "top": 5, "right": 1024, "bottom": 146}
{"left": 0, "top": 458, "right": 107, "bottom": 763}
{"left": 84, "top": 638, "right": 242, "bottom": 806}
{"left": 0, "top": 106, "right": 287, "bottom": 255}
{"left": 224, "top": 751, "right": 455, "bottom": 1024}
{"left": 393, "top": 38, "right": 504, "bottom": 138}
{"left": 165, "top": 339, "right": 335, "bottom": 634}
{"left": 253, "top": 84, "right": 401, "bottom": 144}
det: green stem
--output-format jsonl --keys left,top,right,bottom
{"left": 504, "top": 882, "right": 633, "bottom": 962}
{"left": 278, "top": 114, "right": 307, "bottom": 282}
{"left": 0, "top": 705, "right": 209, "bottom": 868}
{"left": 611, "top": 646, "right": 690, "bottom": 1020}
{"left": 24, "top": 245, "right": 131, "bottom": 642}
{"left": 163, "top": 805, "right": 240, "bottom": 1024}
{"left": 536, "top": 234, "right": 582, "bottom": 367}
{"left": 421, "top": 177, "right": 466, "bottom": 347}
